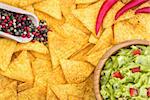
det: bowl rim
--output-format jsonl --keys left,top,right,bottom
{"left": 94, "top": 39, "right": 150, "bottom": 100}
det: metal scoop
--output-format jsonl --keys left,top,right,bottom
{"left": 0, "top": 3, "right": 39, "bottom": 43}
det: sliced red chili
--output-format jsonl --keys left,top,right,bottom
{"left": 147, "top": 88, "right": 150, "bottom": 97}
{"left": 130, "top": 88, "right": 138, "bottom": 97}
{"left": 112, "top": 71, "right": 123, "bottom": 79}
{"left": 115, "top": 0, "right": 148, "bottom": 20}
{"left": 135, "top": 7, "right": 150, "bottom": 14}
{"left": 132, "top": 49, "right": 141, "bottom": 55}
{"left": 95, "top": 0, "right": 118, "bottom": 36}
{"left": 131, "top": 67, "right": 141, "bottom": 73}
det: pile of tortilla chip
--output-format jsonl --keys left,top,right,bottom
{"left": 0, "top": 0, "right": 149, "bottom": 100}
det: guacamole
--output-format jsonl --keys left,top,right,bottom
{"left": 100, "top": 45, "right": 150, "bottom": 100}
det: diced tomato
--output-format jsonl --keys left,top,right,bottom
{"left": 112, "top": 71, "right": 123, "bottom": 79}
{"left": 130, "top": 88, "right": 138, "bottom": 97}
{"left": 132, "top": 49, "right": 141, "bottom": 55}
{"left": 131, "top": 67, "right": 141, "bottom": 73}
{"left": 147, "top": 88, "right": 150, "bottom": 97}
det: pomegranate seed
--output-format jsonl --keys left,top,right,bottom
{"left": 112, "top": 71, "right": 123, "bottom": 79}
{"left": 132, "top": 49, "right": 141, "bottom": 55}
{"left": 131, "top": 67, "right": 140, "bottom": 73}
{"left": 130, "top": 88, "right": 138, "bottom": 97}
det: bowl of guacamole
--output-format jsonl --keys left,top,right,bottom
{"left": 94, "top": 40, "right": 150, "bottom": 100}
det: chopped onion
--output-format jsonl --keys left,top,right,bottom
{"left": 95, "top": 0, "right": 118, "bottom": 36}
{"left": 115, "top": 0, "right": 149, "bottom": 20}
{"left": 135, "top": 7, "right": 150, "bottom": 14}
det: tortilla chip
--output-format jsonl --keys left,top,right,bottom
{"left": 48, "top": 31, "right": 88, "bottom": 68}
{"left": 75, "top": 0, "right": 97, "bottom": 4}
{"left": 70, "top": 43, "right": 94, "bottom": 61}
{"left": 60, "top": 0, "right": 91, "bottom": 34}
{"left": 72, "top": 1, "right": 134, "bottom": 35}
{"left": 87, "top": 27, "right": 113, "bottom": 55}
{"left": 86, "top": 46, "right": 111, "bottom": 66}
{"left": 51, "top": 83, "right": 86, "bottom": 100}
{"left": 17, "top": 82, "right": 33, "bottom": 92}
{"left": 68, "top": 95, "right": 83, "bottom": 100}
{"left": 33, "top": 0, "right": 62, "bottom": 20}
{"left": 32, "top": 58, "right": 52, "bottom": 88}
{"left": 61, "top": 23, "right": 89, "bottom": 40}
{"left": 22, "top": 5, "right": 35, "bottom": 14}
{"left": 60, "top": 59, "right": 94, "bottom": 83}
{"left": 35, "top": 10, "right": 65, "bottom": 32}
{"left": 47, "top": 84, "right": 58, "bottom": 100}
{"left": 48, "top": 66, "right": 67, "bottom": 85}
{"left": 89, "top": 34, "right": 98, "bottom": 44}
{"left": 0, "top": 81, "right": 17, "bottom": 100}
{"left": 30, "top": 51, "right": 51, "bottom": 60}
{"left": 18, "top": 87, "right": 46, "bottom": 100}
{"left": 0, "top": 74, "right": 14, "bottom": 90}
{"left": 15, "top": 41, "right": 49, "bottom": 54}
{"left": 0, "top": 39, "right": 17, "bottom": 71}
{"left": 0, "top": 51, "right": 33, "bottom": 82}
{"left": 114, "top": 21, "right": 150, "bottom": 44}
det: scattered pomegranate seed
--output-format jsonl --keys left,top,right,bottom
{"left": 131, "top": 67, "right": 141, "bottom": 73}
{"left": 147, "top": 88, "right": 150, "bottom": 97}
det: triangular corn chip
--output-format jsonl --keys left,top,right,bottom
{"left": 72, "top": 0, "right": 104, "bottom": 34}
{"left": 86, "top": 46, "right": 111, "bottom": 66}
{"left": 61, "top": 23, "right": 89, "bottom": 40}
{"left": 18, "top": 87, "right": 46, "bottom": 100}
{"left": 114, "top": 21, "right": 150, "bottom": 44}
{"left": 33, "top": 0, "right": 62, "bottom": 20}
{"left": 22, "top": 5, "right": 35, "bottom": 14}
{"left": 87, "top": 27, "right": 113, "bottom": 54}
{"left": 15, "top": 41, "right": 49, "bottom": 54}
{"left": 48, "top": 31, "right": 88, "bottom": 68}
{"left": 0, "top": 51, "right": 33, "bottom": 82}
{"left": 51, "top": 83, "right": 86, "bottom": 100}
{"left": 30, "top": 51, "right": 51, "bottom": 60}
{"left": 75, "top": 0, "right": 97, "bottom": 4}
{"left": 32, "top": 58, "right": 52, "bottom": 88}
{"left": 60, "top": 0, "right": 91, "bottom": 34}
{"left": 48, "top": 66, "right": 67, "bottom": 85}
{"left": 17, "top": 82, "right": 33, "bottom": 92}
{"left": 47, "top": 83, "right": 58, "bottom": 100}
{"left": 0, "top": 81, "right": 17, "bottom": 100}
{"left": 72, "top": 1, "right": 134, "bottom": 34}
{"left": 60, "top": 59, "right": 94, "bottom": 83}
{"left": 0, "top": 39, "right": 17, "bottom": 71}
{"left": 70, "top": 43, "right": 94, "bottom": 61}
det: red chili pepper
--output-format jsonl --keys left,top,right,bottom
{"left": 131, "top": 67, "right": 141, "bottom": 73}
{"left": 135, "top": 7, "right": 150, "bottom": 14}
{"left": 147, "top": 88, "right": 150, "bottom": 97}
{"left": 112, "top": 71, "right": 123, "bottom": 79}
{"left": 115, "top": 0, "right": 149, "bottom": 20}
{"left": 132, "top": 49, "right": 141, "bottom": 55}
{"left": 95, "top": 0, "right": 118, "bottom": 36}
{"left": 130, "top": 88, "right": 138, "bottom": 97}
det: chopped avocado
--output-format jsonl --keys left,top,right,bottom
{"left": 100, "top": 45, "right": 150, "bottom": 100}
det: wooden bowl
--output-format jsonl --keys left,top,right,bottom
{"left": 94, "top": 40, "right": 150, "bottom": 100}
